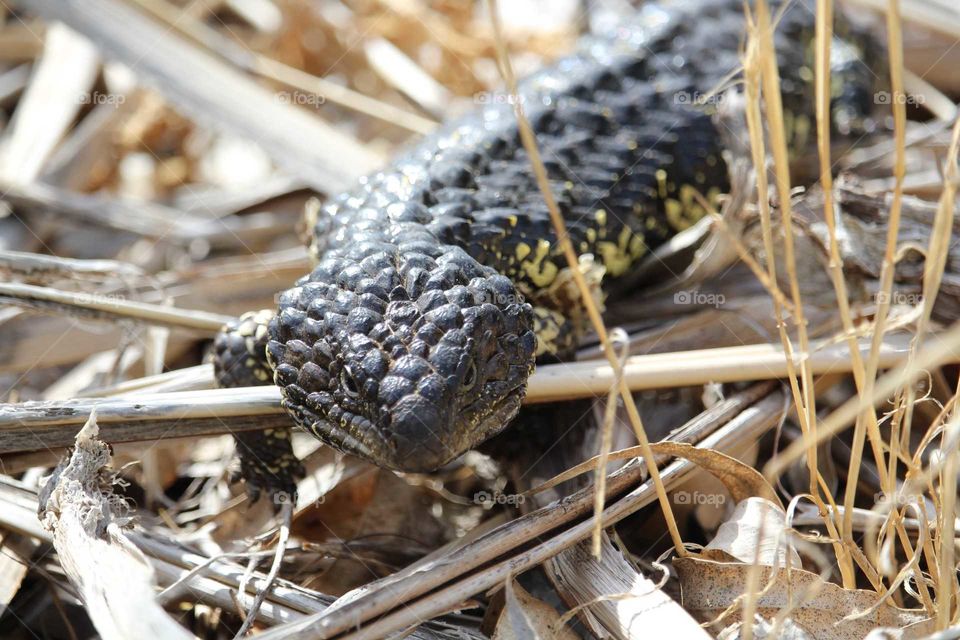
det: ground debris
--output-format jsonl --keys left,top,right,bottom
{"left": 37, "top": 410, "right": 192, "bottom": 640}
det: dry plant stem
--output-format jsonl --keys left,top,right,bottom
{"left": 747, "top": 1, "right": 854, "bottom": 586}
{"left": 902, "top": 69, "right": 958, "bottom": 122}
{"left": 290, "top": 382, "right": 777, "bottom": 640}
{"left": 591, "top": 332, "right": 629, "bottom": 557}
{"left": 252, "top": 57, "right": 437, "bottom": 135}
{"left": 894, "top": 519, "right": 935, "bottom": 614}
{"left": 739, "top": 500, "right": 779, "bottom": 640}
{"left": 0, "top": 282, "right": 231, "bottom": 332}
{"left": 88, "top": 364, "right": 215, "bottom": 396}
{"left": 901, "top": 118, "right": 960, "bottom": 617}
{"left": 38, "top": 413, "right": 192, "bottom": 640}
{"left": 0, "top": 340, "right": 912, "bottom": 453}
{"left": 0, "top": 250, "right": 144, "bottom": 280}
{"left": 591, "top": 329, "right": 630, "bottom": 560}
{"left": 233, "top": 502, "right": 293, "bottom": 639}
{"left": 0, "top": 336, "right": 920, "bottom": 458}
{"left": 753, "top": 0, "right": 817, "bottom": 497}
{"left": 938, "top": 416, "right": 960, "bottom": 627}
{"left": 156, "top": 550, "right": 278, "bottom": 603}
{"left": 810, "top": 0, "right": 888, "bottom": 580}
{"left": 876, "top": 0, "right": 909, "bottom": 518}
{"left": 765, "top": 320, "right": 960, "bottom": 477}
{"left": 484, "top": 0, "right": 685, "bottom": 558}
{"left": 0, "top": 388, "right": 288, "bottom": 454}
{"left": 324, "top": 394, "right": 787, "bottom": 640}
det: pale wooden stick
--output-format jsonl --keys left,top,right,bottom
{"left": 0, "top": 282, "right": 231, "bottom": 331}
{"left": 0, "top": 336, "right": 920, "bottom": 453}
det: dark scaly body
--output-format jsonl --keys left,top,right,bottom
{"left": 214, "top": 0, "right": 882, "bottom": 499}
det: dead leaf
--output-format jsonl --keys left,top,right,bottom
{"left": 649, "top": 442, "right": 780, "bottom": 507}
{"left": 493, "top": 579, "right": 577, "bottom": 640}
{"left": 702, "top": 497, "right": 801, "bottom": 568}
{"left": 674, "top": 557, "right": 933, "bottom": 639}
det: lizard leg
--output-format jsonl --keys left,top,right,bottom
{"left": 212, "top": 309, "right": 304, "bottom": 505}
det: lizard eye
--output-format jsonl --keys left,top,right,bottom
{"left": 341, "top": 366, "right": 360, "bottom": 398}
{"left": 461, "top": 362, "right": 478, "bottom": 392}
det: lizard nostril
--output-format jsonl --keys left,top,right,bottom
{"left": 461, "top": 362, "right": 478, "bottom": 391}
{"left": 340, "top": 366, "right": 361, "bottom": 398}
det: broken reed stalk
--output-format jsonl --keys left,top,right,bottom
{"left": 37, "top": 412, "right": 192, "bottom": 639}
{"left": 0, "top": 281, "right": 231, "bottom": 332}
{"left": 0, "top": 475, "right": 345, "bottom": 629}
{"left": 747, "top": 0, "right": 855, "bottom": 586}
{"left": 485, "top": 0, "right": 686, "bottom": 558}
{"left": 0, "top": 337, "right": 916, "bottom": 455}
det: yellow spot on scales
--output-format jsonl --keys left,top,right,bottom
{"left": 655, "top": 169, "right": 669, "bottom": 199}
{"left": 532, "top": 306, "right": 565, "bottom": 356}
{"left": 597, "top": 225, "right": 641, "bottom": 277}
{"left": 515, "top": 242, "right": 531, "bottom": 260}
{"left": 520, "top": 239, "right": 558, "bottom": 288}
{"left": 594, "top": 209, "right": 607, "bottom": 230}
